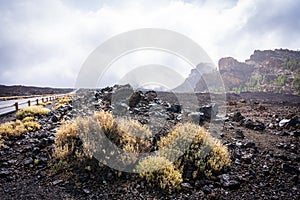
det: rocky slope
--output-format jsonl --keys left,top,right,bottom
{"left": 192, "top": 49, "right": 300, "bottom": 94}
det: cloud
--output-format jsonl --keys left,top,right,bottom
{"left": 0, "top": 0, "right": 299, "bottom": 87}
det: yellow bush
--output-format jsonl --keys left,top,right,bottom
{"left": 158, "top": 123, "right": 230, "bottom": 179}
{"left": 117, "top": 118, "right": 152, "bottom": 139}
{"left": 53, "top": 95, "right": 73, "bottom": 110}
{"left": 39, "top": 101, "right": 52, "bottom": 107}
{"left": 22, "top": 116, "right": 35, "bottom": 122}
{"left": 16, "top": 105, "right": 50, "bottom": 119}
{"left": 117, "top": 118, "right": 152, "bottom": 154}
{"left": 53, "top": 111, "right": 152, "bottom": 167}
{"left": 136, "top": 156, "right": 182, "bottom": 194}
{"left": 23, "top": 121, "right": 41, "bottom": 132}
{"left": 53, "top": 120, "right": 79, "bottom": 160}
{"left": 0, "top": 120, "right": 40, "bottom": 137}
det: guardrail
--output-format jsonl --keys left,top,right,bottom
{"left": 0, "top": 93, "right": 69, "bottom": 116}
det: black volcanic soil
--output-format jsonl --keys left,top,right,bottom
{"left": 0, "top": 85, "right": 73, "bottom": 97}
{"left": 0, "top": 90, "right": 299, "bottom": 200}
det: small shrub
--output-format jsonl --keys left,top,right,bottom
{"left": 136, "top": 156, "right": 182, "bottom": 194}
{"left": 158, "top": 123, "right": 230, "bottom": 179}
{"left": 22, "top": 116, "right": 35, "bottom": 122}
{"left": 117, "top": 118, "right": 152, "bottom": 139}
{"left": 116, "top": 118, "right": 152, "bottom": 153}
{"left": 39, "top": 101, "right": 52, "bottom": 107}
{"left": 53, "top": 111, "right": 152, "bottom": 170}
{"left": 16, "top": 106, "right": 50, "bottom": 119}
{"left": 53, "top": 120, "right": 80, "bottom": 160}
{"left": 53, "top": 95, "right": 73, "bottom": 110}
{"left": 23, "top": 121, "right": 41, "bottom": 132}
{"left": 0, "top": 120, "right": 27, "bottom": 137}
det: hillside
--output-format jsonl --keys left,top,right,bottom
{"left": 193, "top": 49, "right": 300, "bottom": 94}
{"left": 0, "top": 85, "right": 74, "bottom": 97}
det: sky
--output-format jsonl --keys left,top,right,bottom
{"left": 0, "top": 0, "right": 300, "bottom": 88}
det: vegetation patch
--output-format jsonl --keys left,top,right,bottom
{"left": 16, "top": 105, "right": 50, "bottom": 120}
{"left": 0, "top": 119, "right": 41, "bottom": 138}
{"left": 53, "top": 95, "right": 73, "bottom": 110}
{"left": 158, "top": 123, "right": 231, "bottom": 179}
{"left": 136, "top": 156, "right": 182, "bottom": 194}
{"left": 39, "top": 101, "right": 52, "bottom": 107}
{"left": 52, "top": 111, "right": 231, "bottom": 193}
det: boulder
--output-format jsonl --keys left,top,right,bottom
{"left": 228, "top": 112, "right": 244, "bottom": 122}
{"left": 199, "top": 103, "right": 218, "bottom": 119}
{"left": 187, "top": 112, "right": 205, "bottom": 125}
{"left": 243, "top": 118, "right": 265, "bottom": 131}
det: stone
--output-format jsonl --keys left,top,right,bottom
{"left": 24, "top": 157, "right": 33, "bottom": 166}
{"left": 279, "top": 117, "right": 300, "bottom": 128}
{"left": 128, "top": 91, "right": 142, "bottom": 108}
{"left": 220, "top": 174, "right": 240, "bottom": 190}
{"left": 187, "top": 112, "right": 205, "bottom": 124}
{"left": 244, "top": 141, "right": 256, "bottom": 148}
{"left": 243, "top": 118, "right": 265, "bottom": 131}
{"left": 145, "top": 90, "right": 157, "bottom": 101}
{"left": 199, "top": 103, "right": 218, "bottom": 119}
{"left": 38, "top": 138, "right": 49, "bottom": 148}
{"left": 32, "top": 147, "right": 40, "bottom": 155}
{"left": 166, "top": 104, "right": 181, "bottom": 113}
{"left": 52, "top": 179, "right": 63, "bottom": 185}
{"left": 235, "top": 130, "right": 245, "bottom": 139}
{"left": 279, "top": 119, "right": 290, "bottom": 127}
{"left": 181, "top": 182, "right": 193, "bottom": 190}
{"left": 241, "top": 153, "right": 253, "bottom": 164}
{"left": 228, "top": 112, "right": 244, "bottom": 122}
{"left": 0, "top": 168, "right": 11, "bottom": 177}
{"left": 112, "top": 102, "right": 129, "bottom": 116}
{"left": 51, "top": 115, "right": 60, "bottom": 122}
{"left": 203, "top": 185, "right": 212, "bottom": 194}
{"left": 281, "top": 163, "right": 299, "bottom": 174}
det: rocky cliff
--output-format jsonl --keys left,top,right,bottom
{"left": 193, "top": 49, "right": 300, "bottom": 94}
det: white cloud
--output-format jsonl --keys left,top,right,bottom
{"left": 0, "top": 0, "right": 299, "bottom": 87}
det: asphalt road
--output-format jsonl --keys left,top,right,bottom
{"left": 0, "top": 95, "right": 54, "bottom": 115}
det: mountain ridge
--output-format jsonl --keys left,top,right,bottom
{"left": 190, "top": 48, "right": 300, "bottom": 94}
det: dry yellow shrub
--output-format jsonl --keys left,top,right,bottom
{"left": 22, "top": 116, "right": 35, "bottom": 122}
{"left": 53, "top": 95, "right": 73, "bottom": 110}
{"left": 53, "top": 120, "right": 79, "bottom": 159}
{"left": 158, "top": 123, "right": 230, "bottom": 178}
{"left": 0, "top": 119, "right": 40, "bottom": 137}
{"left": 136, "top": 156, "right": 182, "bottom": 194}
{"left": 23, "top": 121, "right": 41, "bottom": 132}
{"left": 16, "top": 105, "right": 50, "bottom": 119}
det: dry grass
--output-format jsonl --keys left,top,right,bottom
{"left": 53, "top": 111, "right": 152, "bottom": 166}
{"left": 0, "top": 119, "right": 41, "bottom": 138}
{"left": 158, "top": 123, "right": 230, "bottom": 178}
{"left": 39, "top": 101, "right": 52, "bottom": 107}
{"left": 117, "top": 118, "right": 152, "bottom": 139}
{"left": 53, "top": 120, "right": 79, "bottom": 160}
{"left": 16, "top": 105, "right": 50, "bottom": 119}
{"left": 23, "top": 121, "right": 41, "bottom": 132}
{"left": 22, "top": 116, "right": 35, "bottom": 122}
{"left": 53, "top": 95, "right": 73, "bottom": 110}
{"left": 136, "top": 156, "right": 182, "bottom": 193}
{"left": 52, "top": 111, "right": 230, "bottom": 193}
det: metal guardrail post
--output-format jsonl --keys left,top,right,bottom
{"left": 36, "top": 99, "right": 39, "bottom": 105}
{"left": 28, "top": 100, "right": 31, "bottom": 106}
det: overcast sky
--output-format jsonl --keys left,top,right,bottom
{"left": 0, "top": 0, "right": 299, "bottom": 88}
